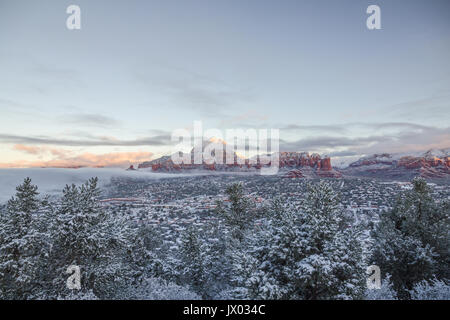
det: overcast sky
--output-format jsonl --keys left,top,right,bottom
{"left": 0, "top": 0, "right": 449, "bottom": 167}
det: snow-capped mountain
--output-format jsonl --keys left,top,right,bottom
{"left": 341, "top": 149, "right": 450, "bottom": 179}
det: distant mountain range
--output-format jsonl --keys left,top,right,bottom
{"left": 137, "top": 146, "right": 450, "bottom": 180}
{"left": 137, "top": 139, "right": 341, "bottom": 177}
{"left": 138, "top": 149, "right": 342, "bottom": 178}
{"left": 340, "top": 148, "right": 450, "bottom": 179}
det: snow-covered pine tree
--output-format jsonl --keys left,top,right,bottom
{"left": 47, "top": 177, "right": 130, "bottom": 299}
{"left": 213, "top": 182, "right": 268, "bottom": 298}
{"left": 118, "top": 277, "right": 201, "bottom": 300}
{"left": 6, "top": 177, "right": 40, "bottom": 214}
{"left": 123, "top": 224, "right": 166, "bottom": 287}
{"left": 0, "top": 178, "right": 50, "bottom": 299}
{"left": 233, "top": 181, "right": 366, "bottom": 300}
{"left": 177, "top": 227, "right": 207, "bottom": 297}
{"left": 200, "top": 219, "right": 235, "bottom": 299}
{"left": 295, "top": 182, "right": 365, "bottom": 299}
{"left": 409, "top": 278, "right": 450, "bottom": 300}
{"left": 371, "top": 177, "right": 450, "bottom": 299}
{"left": 232, "top": 212, "right": 297, "bottom": 299}
{"left": 215, "top": 183, "right": 255, "bottom": 242}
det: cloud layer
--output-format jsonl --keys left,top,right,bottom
{"left": 0, "top": 133, "right": 172, "bottom": 147}
{"left": 2, "top": 145, "right": 153, "bottom": 168}
{"left": 279, "top": 123, "right": 450, "bottom": 155}
{"left": 0, "top": 121, "right": 448, "bottom": 168}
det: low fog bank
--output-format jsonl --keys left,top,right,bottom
{"left": 0, "top": 168, "right": 184, "bottom": 204}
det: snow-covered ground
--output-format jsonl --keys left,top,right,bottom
{"left": 331, "top": 156, "right": 362, "bottom": 169}
{"left": 0, "top": 168, "right": 185, "bottom": 204}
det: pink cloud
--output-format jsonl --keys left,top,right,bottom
{"left": 3, "top": 146, "right": 153, "bottom": 168}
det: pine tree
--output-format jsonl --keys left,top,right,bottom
{"left": 371, "top": 177, "right": 450, "bottom": 299}
{"left": 234, "top": 181, "right": 366, "bottom": 300}
{"left": 200, "top": 219, "right": 234, "bottom": 299}
{"left": 215, "top": 183, "right": 255, "bottom": 242}
{"left": 297, "top": 182, "right": 366, "bottom": 300}
{"left": 178, "top": 227, "right": 207, "bottom": 297}
{"left": 47, "top": 178, "right": 130, "bottom": 299}
{"left": 409, "top": 279, "right": 450, "bottom": 300}
{"left": 118, "top": 277, "right": 201, "bottom": 300}
{"left": 0, "top": 178, "right": 50, "bottom": 299}
{"left": 7, "top": 177, "right": 40, "bottom": 216}
{"left": 124, "top": 224, "right": 165, "bottom": 286}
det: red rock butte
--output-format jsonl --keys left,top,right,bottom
{"left": 138, "top": 150, "right": 342, "bottom": 178}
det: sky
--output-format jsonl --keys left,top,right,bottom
{"left": 0, "top": 0, "right": 449, "bottom": 168}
